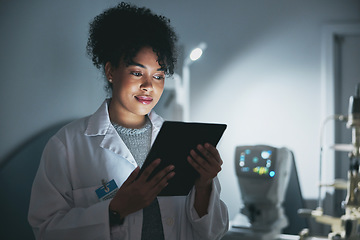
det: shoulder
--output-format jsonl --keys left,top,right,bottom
{"left": 53, "top": 100, "right": 110, "bottom": 142}
{"left": 50, "top": 115, "right": 91, "bottom": 146}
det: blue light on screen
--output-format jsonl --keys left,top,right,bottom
{"left": 269, "top": 171, "right": 275, "bottom": 178}
{"left": 261, "top": 150, "right": 272, "bottom": 159}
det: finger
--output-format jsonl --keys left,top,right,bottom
{"left": 190, "top": 149, "right": 211, "bottom": 171}
{"left": 122, "top": 166, "right": 140, "bottom": 187}
{"left": 188, "top": 155, "right": 208, "bottom": 176}
{"left": 198, "top": 143, "right": 222, "bottom": 167}
{"left": 195, "top": 144, "right": 217, "bottom": 167}
{"left": 151, "top": 171, "right": 176, "bottom": 195}
{"left": 189, "top": 147, "right": 222, "bottom": 176}
{"left": 189, "top": 155, "right": 221, "bottom": 181}
{"left": 196, "top": 145, "right": 213, "bottom": 160}
{"left": 204, "top": 143, "right": 223, "bottom": 165}
{"left": 149, "top": 164, "right": 175, "bottom": 187}
{"left": 138, "top": 158, "right": 161, "bottom": 182}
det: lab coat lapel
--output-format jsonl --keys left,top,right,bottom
{"left": 148, "top": 110, "right": 163, "bottom": 145}
{"left": 84, "top": 100, "right": 137, "bottom": 167}
{"left": 100, "top": 127, "right": 137, "bottom": 167}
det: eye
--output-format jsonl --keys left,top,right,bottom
{"left": 154, "top": 75, "right": 165, "bottom": 80}
{"left": 131, "top": 72, "right": 142, "bottom": 77}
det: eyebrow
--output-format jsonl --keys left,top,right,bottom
{"left": 128, "top": 60, "right": 165, "bottom": 72}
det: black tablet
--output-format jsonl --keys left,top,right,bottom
{"left": 139, "top": 121, "right": 227, "bottom": 196}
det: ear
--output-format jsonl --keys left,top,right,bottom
{"left": 105, "top": 62, "right": 113, "bottom": 82}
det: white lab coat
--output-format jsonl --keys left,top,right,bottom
{"left": 28, "top": 100, "right": 229, "bottom": 240}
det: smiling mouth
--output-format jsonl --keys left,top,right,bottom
{"left": 135, "top": 96, "right": 153, "bottom": 105}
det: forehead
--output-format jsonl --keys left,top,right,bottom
{"left": 133, "top": 47, "right": 157, "bottom": 60}
{"left": 125, "top": 47, "right": 163, "bottom": 69}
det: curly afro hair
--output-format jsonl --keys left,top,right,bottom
{"left": 86, "top": 2, "right": 178, "bottom": 92}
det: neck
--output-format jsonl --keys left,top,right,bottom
{"left": 108, "top": 102, "right": 146, "bottom": 129}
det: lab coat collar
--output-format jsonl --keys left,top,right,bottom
{"left": 148, "top": 110, "right": 163, "bottom": 144}
{"left": 84, "top": 99, "right": 164, "bottom": 165}
{"left": 84, "top": 99, "right": 112, "bottom": 137}
{"left": 85, "top": 99, "right": 134, "bottom": 163}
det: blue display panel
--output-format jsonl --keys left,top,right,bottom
{"left": 237, "top": 148, "right": 276, "bottom": 178}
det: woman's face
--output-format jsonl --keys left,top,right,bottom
{"left": 108, "top": 46, "right": 165, "bottom": 121}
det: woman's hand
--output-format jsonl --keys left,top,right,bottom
{"left": 109, "top": 159, "right": 175, "bottom": 219}
{"left": 187, "top": 143, "right": 223, "bottom": 217}
{"left": 188, "top": 143, "right": 223, "bottom": 189}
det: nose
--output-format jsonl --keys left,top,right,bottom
{"left": 140, "top": 75, "right": 153, "bottom": 91}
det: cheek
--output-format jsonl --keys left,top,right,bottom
{"left": 154, "top": 81, "right": 165, "bottom": 95}
{"left": 119, "top": 81, "right": 138, "bottom": 94}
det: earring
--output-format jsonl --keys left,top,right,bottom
{"left": 109, "top": 79, "right": 113, "bottom": 83}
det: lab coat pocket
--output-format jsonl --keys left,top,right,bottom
{"left": 72, "top": 185, "right": 101, "bottom": 208}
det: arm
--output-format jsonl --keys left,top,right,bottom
{"left": 186, "top": 143, "right": 229, "bottom": 240}
{"left": 186, "top": 178, "right": 229, "bottom": 240}
{"left": 28, "top": 137, "right": 112, "bottom": 240}
{"left": 188, "top": 143, "right": 222, "bottom": 217}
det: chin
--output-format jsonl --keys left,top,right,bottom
{"left": 137, "top": 108, "right": 153, "bottom": 116}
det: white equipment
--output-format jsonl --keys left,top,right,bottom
{"left": 225, "top": 145, "right": 292, "bottom": 240}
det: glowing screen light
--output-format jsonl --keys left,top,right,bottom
{"left": 253, "top": 166, "right": 269, "bottom": 175}
{"left": 261, "top": 150, "right": 272, "bottom": 159}
{"left": 190, "top": 48, "right": 203, "bottom": 61}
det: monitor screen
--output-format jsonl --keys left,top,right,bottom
{"left": 236, "top": 147, "right": 276, "bottom": 178}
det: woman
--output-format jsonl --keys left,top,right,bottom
{"left": 28, "top": 2, "right": 229, "bottom": 240}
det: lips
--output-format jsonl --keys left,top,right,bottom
{"left": 135, "top": 96, "right": 153, "bottom": 105}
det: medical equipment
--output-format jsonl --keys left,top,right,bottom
{"left": 300, "top": 84, "right": 360, "bottom": 240}
{"left": 224, "top": 145, "right": 292, "bottom": 240}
